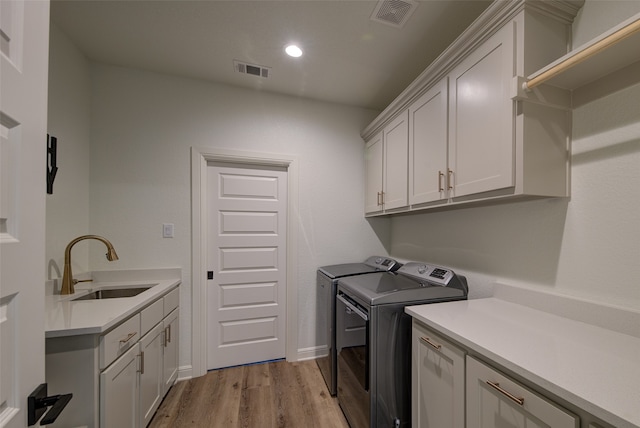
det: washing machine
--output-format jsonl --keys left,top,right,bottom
{"left": 316, "top": 256, "right": 401, "bottom": 396}
{"left": 336, "top": 262, "right": 468, "bottom": 428}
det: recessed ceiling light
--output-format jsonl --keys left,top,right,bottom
{"left": 285, "top": 44, "right": 303, "bottom": 58}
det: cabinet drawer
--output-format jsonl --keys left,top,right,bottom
{"left": 100, "top": 314, "right": 141, "bottom": 370}
{"left": 466, "top": 356, "right": 578, "bottom": 428}
{"left": 141, "top": 298, "right": 164, "bottom": 336}
{"left": 163, "top": 287, "right": 179, "bottom": 315}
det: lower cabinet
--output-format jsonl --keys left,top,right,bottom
{"left": 466, "top": 356, "right": 579, "bottom": 428}
{"left": 46, "top": 286, "right": 180, "bottom": 428}
{"left": 163, "top": 308, "right": 179, "bottom": 391}
{"left": 412, "top": 320, "right": 465, "bottom": 428}
{"left": 412, "top": 319, "right": 580, "bottom": 428}
{"left": 138, "top": 322, "right": 165, "bottom": 428}
{"left": 101, "top": 343, "right": 139, "bottom": 428}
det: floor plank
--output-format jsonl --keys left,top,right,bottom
{"left": 149, "top": 360, "right": 349, "bottom": 428}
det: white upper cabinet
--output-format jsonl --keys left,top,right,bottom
{"left": 364, "top": 132, "right": 384, "bottom": 214}
{"left": 362, "top": 0, "right": 582, "bottom": 216}
{"left": 365, "top": 111, "right": 409, "bottom": 214}
{"left": 409, "top": 79, "right": 448, "bottom": 205}
{"left": 382, "top": 111, "right": 409, "bottom": 211}
{"left": 448, "top": 24, "right": 514, "bottom": 198}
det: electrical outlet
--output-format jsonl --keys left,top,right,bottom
{"left": 163, "top": 223, "right": 174, "bottom": 238}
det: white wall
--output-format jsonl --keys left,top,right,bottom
{"left": 46, "top": 24, "right": 91, "bottom": 282}
{"left": 389, "top": 1, "right": 640, "bottom": 310}
{"left": 86, "top": 64, "right": 389, "bottom": 367}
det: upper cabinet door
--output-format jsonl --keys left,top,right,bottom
{"left": 364, "top": 132, "right": 384, "bottom": 214}
{"left": 364, "top": 133, "right": 384, "bottom": 214}
{"left": 409, "top": 79, "right": 449, "bottom": 205}
{"left": 382, "top": 111, "right": 409, "bottom": 211}
{"left": 448, "top": 24, "right": 515, "bottom": 198}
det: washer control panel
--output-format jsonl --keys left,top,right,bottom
{"left": 398, "top": 262, "right": 455, "bottom": 286}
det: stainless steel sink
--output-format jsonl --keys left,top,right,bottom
{"left": 72, "top": 286, "right": 153, "bottom": 301}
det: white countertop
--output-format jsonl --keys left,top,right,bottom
{"left": 406, "top": 298, "right": 640, "bottom": 428}
{"left": 45, "top": 268, "right": 181, "bottom": 338}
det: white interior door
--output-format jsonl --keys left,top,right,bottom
{"left": 207, "top": 163, "right": 287, "bottom": 370}
{"left": 0, "top": 1, "right": 50, "bottom": 426}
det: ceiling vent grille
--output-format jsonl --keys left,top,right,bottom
{"left": 233, "top": 60, "right": 271, "bottom": 78}
{"left": 371, "top": 0, "right": 418, "bottom": 28}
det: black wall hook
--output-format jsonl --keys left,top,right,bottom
{"left": 46, "top": 134, "right": 58, "bottom": 195}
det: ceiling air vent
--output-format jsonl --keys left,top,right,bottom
{"left": 233, "top": 60, "right": 270, "bottom": 78}
{"left": 370, "top": 0, "right": 418, "bottom": 28}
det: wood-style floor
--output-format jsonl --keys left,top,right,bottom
{"left": 149, "top": 360, "right": 350, "bottom": 428}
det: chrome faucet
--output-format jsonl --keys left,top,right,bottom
{"left": 60, "top": 235, "right": 119, "bottom": 295}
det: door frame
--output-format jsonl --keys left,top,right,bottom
{"left": 190, "top": 146, "right": 299, "bottom": 377}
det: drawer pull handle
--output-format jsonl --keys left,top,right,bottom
{"left": 119, "top": 332, "right": 137, "bottom": 344}
{"left": 486, "top": 381, "right": 525, "bottom": 406}
{"left": 420, "top": 336, "right": 442, "bottom": 350}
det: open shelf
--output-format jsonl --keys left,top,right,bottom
{"left": 526, "top": 12, "right": 640, "bottom": 91}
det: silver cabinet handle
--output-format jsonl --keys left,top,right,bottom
{"left": 486, "top": 381, "right": 524, "bottom": 406}
{"left": 419, "top": 336, "right": 442, "bottom": 350}
{"left": 163, "top": 325, "right": 172, "bottom": 347}
{"left": 438, "top": 171, "right": 444, "bottom": 192}
{"left": 447, "top": 168, "right": 454, "bottom": 190}
{"left": 119, "top": 332, "right": 137, "bottom": 344}
{"left": 139, "top": 351, "right": 145, "bottom": 374}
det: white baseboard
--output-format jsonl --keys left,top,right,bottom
{"left": 176, "top": 364, "right": 193, "bottom": 382}
{"left": 180, "top": 347, "right": 328, "bottom": 380}
{"left": 295, "top": 345, "right": 327, "bottom": 361}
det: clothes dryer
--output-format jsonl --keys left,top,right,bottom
{"left": 316, "top": 256, "right": 400, "bottom": 395}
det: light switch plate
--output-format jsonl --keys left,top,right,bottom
{"left": 162, "top": 223, "right": 174, "bottom": 238}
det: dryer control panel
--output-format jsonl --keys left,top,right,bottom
{"left": 364, "top": 256, "right": 401, "bottom": 272}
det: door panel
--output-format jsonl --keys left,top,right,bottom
{"left": 383, "top": 111, "right": 408, "bottom": 210}
{"left": 409, "top": 79, "right": 448, "bottom": 205}
{"left": 449, "top": 25, "right": 514, "bottom": 198}
{"left": 139, "top": 323, "right": 164, "bottom": 428}
{"left": 0, "top": 1, "right": 49, "bottom": 426}
{"left": 207, "top": 164, "right": 287, "bottom": 369}
{"left": 364, "top": 133, "right": 383, "bottom": 214}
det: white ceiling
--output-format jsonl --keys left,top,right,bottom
{"left": 50, "top": 0, "right": 492, "bottom": 111}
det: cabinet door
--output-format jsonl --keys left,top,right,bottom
{"left": 139, "top": 323, "right": 165, "bottom": 428}
{"left": 100, "top": 343, "right": 140, "bottom": 428}
{"left": 412, "top": 321, "right": 465, "bottom": 428}
{"left": 163, "top": 308, "right": 180, "bottom": 394}
{"left": 364, "top": 133, "right": 384, "bottom": 214}
{"left": 409, "top": 79, "right": 449, "bottom": 205}
{"left": 466, "top": 356, "right": 579, "bottom": 428}
{"left": 383, "top": 111, "right": 409, "bottom": 210}
{"left": 449, "top": 24, "right": 514, "bottom": 198}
